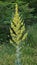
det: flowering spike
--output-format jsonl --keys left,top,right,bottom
{"left": 10, "top": 3, "right": 28, "bottom": 46}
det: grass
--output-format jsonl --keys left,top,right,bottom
{"left": 0, "top": 43, "right": 16, "bottom": 65}
{"left": 0, "top": 43, "right": 37, "bottom": 65}
{"left": 21, "top": 45, "right": 37, "bottom": 65}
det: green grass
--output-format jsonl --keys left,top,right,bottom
{"left": 21, "top": 46, "right": 37, "bottom": 65}
{"left": 0, "top": 44, "right": 16, "bottom": 65}
{"left": 0, "top": 43, "right": 37, "bottom": 65}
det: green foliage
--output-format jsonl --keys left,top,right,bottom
{"left": 0, "top": 0, "right": 36, "bottom": 25}
{"left": 21, "top": 45, "right": 37, "bottom": 65}
{"left": 19, "top": 3, "right": 35, "bottom": 25}
{"left": 0, "top": 44, "right": 37, "bottom": 65}
{"left": 0, "top": 1, "right": 14, "bottom": 24}
{"left": 0, "top": 24, "right": 10, "bottom": 43}
{"left": 0, "top": 44, "right": 16, "bottom": 65}
{"left": 27, "top": 23, "right": 37, "bottom": 48}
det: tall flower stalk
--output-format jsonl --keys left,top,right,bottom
{"left": 10, "top": 3, "right": 28, "bottom": 46}
{"left": 10, "top": 3, "right": 28, "bottom": 65}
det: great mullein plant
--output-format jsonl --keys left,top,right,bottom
{"left": 10, "top": 3, "right": 28, "bottom": 47}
